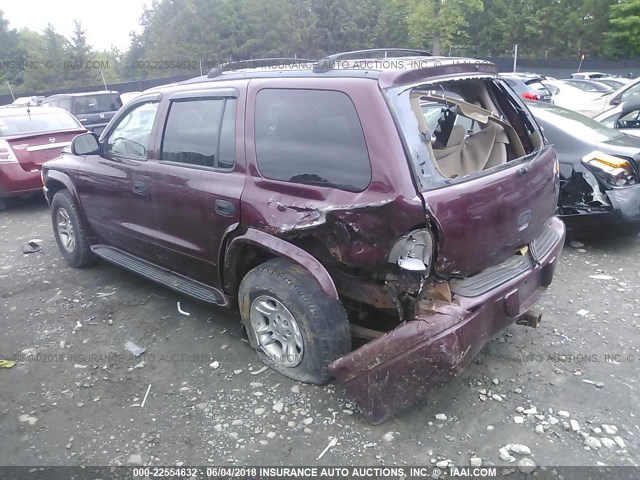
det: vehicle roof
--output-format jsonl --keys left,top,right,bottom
{"left": 499, "top": 73, "right": 544, "bottom": 82}
{"left": 0, "top": 106, "right": 71, "bottom": 117}
{"left": 45, "top": 90, "right": 120, "bottom": 99}
{"left": 146, "top": 56, "right": 497, "bottom": 93}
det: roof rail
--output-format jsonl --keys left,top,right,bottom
{"left": 207, "top": 58, "right": 316, "bottom": 78}
{"left": 313, "top": 48, "right": 432, "bottom": 74}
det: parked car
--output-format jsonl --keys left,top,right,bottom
{"left": 570, "top": 71, "right": 609, "bottom": 80}
{"left": 562, "top": 78, "right": 615, "bottom": 94}
{"left": 43, "top": 50, "right": 565, "bottom": 423}
{"left": 596, "top": 77, "right": 630, "bottom": 90}
{"left": 500, "top": 73, "right": 553, "bottom": 101}
{"left": 0, "top": 106, "right": 85, "bottom": 210}
{"left": 594, "top": 98, "right": 640, "bottom": 138}
{"left": 42, "top": 91, "right": 122, "bottom": 135}
{"left": 571, "top": 76, "right": 640, "bottom": 117}
{"left": 12, "top": 96, "right": 45, "bottom": 106}
{"left": 542, "top": 79, "right": 606, "bottom": 115}
{"left": 527, "top": 101, "right": 640, "bottom": 237}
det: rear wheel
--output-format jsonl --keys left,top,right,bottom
{"left": 51, "top": 190, "right": 95, "bottom": 267}
{"left": 239, "top": 258, "right": 351, "bottom": 384}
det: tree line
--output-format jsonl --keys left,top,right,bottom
{"left": 1, "top": 0, "right": 639, "bottom": 96}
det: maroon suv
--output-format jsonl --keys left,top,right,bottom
{"left": 43, "top": 50, "right": 565, "bottom": 423}
{"left": 0, "top": 106, "right": 85, "bottom": 210}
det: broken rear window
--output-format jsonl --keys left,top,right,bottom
{"left": 254, "top": 89, "right": 372, "bottom": 192}
{"left": 386, "top": 77, "right": 544, "bottom": 185}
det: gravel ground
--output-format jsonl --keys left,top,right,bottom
{"left": 1, "top": 195, "right": 639, "bottom": 472}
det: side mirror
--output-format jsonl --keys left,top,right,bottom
{"left": 71, "top": 133, "right": 100, "bottom": 156}
{"left": 609, "top": 95, "right": 621, "bottom": 106}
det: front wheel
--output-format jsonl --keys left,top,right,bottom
{"left": 51, "top": 190, "right": 95, "bottom": 268}
{"left": 239, "top": 258, "right": 351, "bottom": 384}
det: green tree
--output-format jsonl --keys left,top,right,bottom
{"left": 400, "top": 0, "right": 483, "bottom": 55}
{"left": 66, "top": 20, "right": 92, "bottom": 85}
{"left": 0, "top": 10, "right": 23, "bottom": 95}
{"left": 16, "top": 25, "right": 68, "bottom": 93}
{"left": 605, "top": 0, "right": 640, "bottom": 57}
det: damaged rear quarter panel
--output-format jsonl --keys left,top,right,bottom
{"left": 240, "top": 77, "right": 427, "bottom": 269}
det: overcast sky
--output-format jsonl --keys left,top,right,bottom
{"left": 1, "top": 0, "right": 149, "bottom": 51}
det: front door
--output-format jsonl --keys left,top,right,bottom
{"left": 75, "top": 97, "right": 161, "bottom": 259}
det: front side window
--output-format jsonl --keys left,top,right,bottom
{"left": 161, "top": 98, "right": 236, "bottom": 169}
{"left": 255, "top": 89, "right": 371, "bottom": 192}
{"left": 105, "top": 101, "right": 159, "bottom": 159}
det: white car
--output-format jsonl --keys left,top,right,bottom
{"left": 542, "top": 80, "right": 604, "bottom": 115}
{"left": 577, "top": 76, "right": 640, "bottom": 117}
{"left": 570, "top": 71, "right": 609, "bottom": 80}
{"left": 594, "top": 98, "right": 640, "bottom": 138}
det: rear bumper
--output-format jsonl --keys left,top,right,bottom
{"left": 0, "top": 164, "right": 42, "bottom": 198}
{"left": 329, "top": 216, "right": 566, "bottom": 424}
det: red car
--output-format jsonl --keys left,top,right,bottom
{"left": 0, "top": 105, "right": 85, "bottom": 210}
{"left": 43, "top": 50, "right": 565, "bottom": 423}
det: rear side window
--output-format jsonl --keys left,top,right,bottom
{"left": 161, "top": 98, "right": 236, "bottom": 169}
{"left": 255, "top": 89, "right": 371, "bottom": 192}
{"left": 58, "top": 98, "right": 72, "bottom": 111}
{"left": 74, "top": 94, "right": 122, "bottom": 114}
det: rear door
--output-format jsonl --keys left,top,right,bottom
{"left": 145, "top": 87, "right": 246, "bottom": 286}
{"left": 391, "top": 78, "right": 560, "bottom": 278}
{"left": 423, "top": 147, "right": 558, "bottom": 278}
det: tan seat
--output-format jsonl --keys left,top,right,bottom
{"left": 434, "top": 123, "right": 508, "bottom": 178}
{"left": 445, "top": 124, "right": 466, "bottom": 148}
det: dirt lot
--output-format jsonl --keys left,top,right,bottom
{"left": 1, "top": 196, "right": 639, "bottom": 472}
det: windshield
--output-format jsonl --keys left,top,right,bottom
{"left": 529, "top": 103, "right": 624, "bottom": 142}
{"left": 0, "top": 110, "right": 82, "bottom": 136}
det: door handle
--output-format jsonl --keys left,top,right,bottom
{"left": 132, "top": 181, "right": 147, "bottom": 195}
{"left": 214, "top": 199, "right": 235, "bottom": 217}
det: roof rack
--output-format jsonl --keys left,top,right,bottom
{"left": 207, "top": 58, "right": 316, "bottom": 78}
{"left": 313, "top": 48, "right": 432, "bottom": 74}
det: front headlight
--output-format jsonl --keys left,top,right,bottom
{"left": 582, "top": 151, "right": 637, "bottom": 187}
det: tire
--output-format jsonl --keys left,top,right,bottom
{"left": 51, "top": 190, "right": 95, "bottom": 268}
{"left": 0, "top": 198, "right": 8, "bottom": 211}
{"left": 239, "top": 258, "right": 351, "bottom": 384}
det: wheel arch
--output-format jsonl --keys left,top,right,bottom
{"left": 44, "top": 170, "right": 77, "bottom": 203}
{"left": 223, "top": 228, "right": 339, "bottom": 300}
{"left": 45, "top": 171, "right": 93, "bottom": 239}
